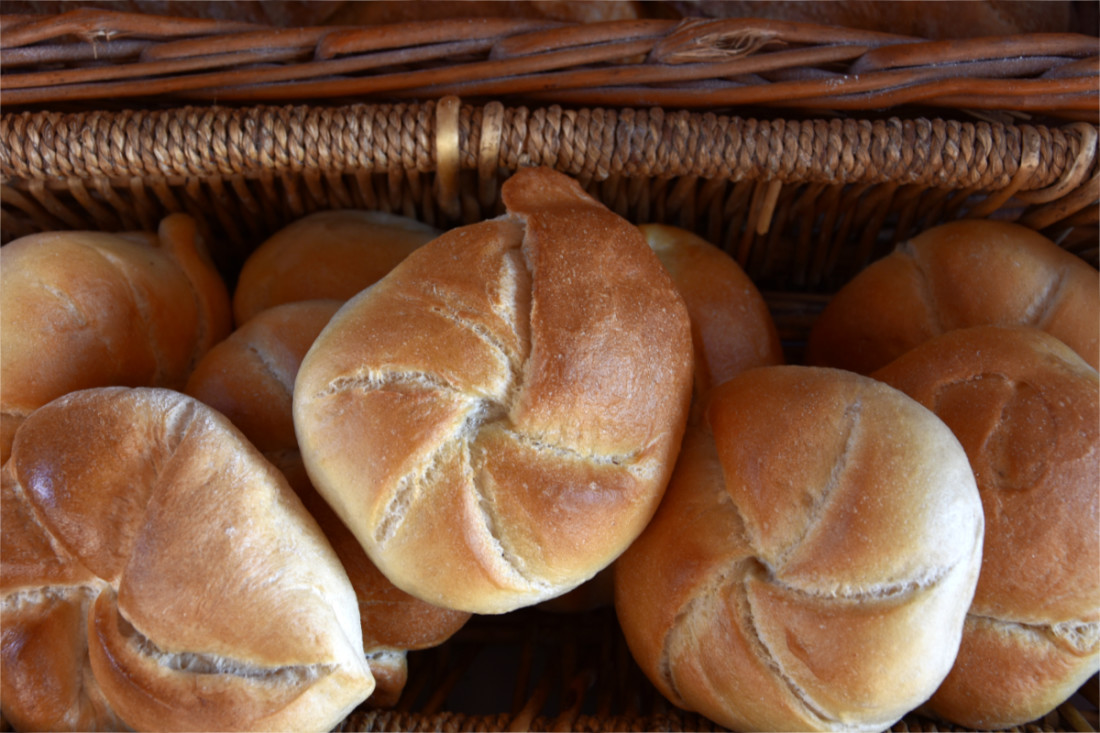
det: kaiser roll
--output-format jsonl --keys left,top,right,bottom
{"left": 0, "top": 214, "right": 231, "bottom": 463}
{"left": 614, "top": 365, "right": 985, "bottom": 732}
{"left": 0, "top": 387, "right": 374, "bottom": 732}
{"left": 640, "top": 223, "right": 784, "bottom": 398}
{"left": 872, "top": 325, "right": 1099, "bottom": 729}
{"left": 805, "top": 219, "right": 1099, "bottom": 374}
{"left": 186, "top": 300, "right": 344, "bottom": 457}
{"left": 184, "top": 300, "right": 470, "bottom": 707}
{"left": 293, "top": 166, "right": 694, "bottom": 615}
{"left": 232, "top": 210, "right": 440, "bottom": 326}
{"left": 541, "top": 223, "right": 783, "bottom": 614}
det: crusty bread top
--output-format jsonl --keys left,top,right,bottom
{"left": 708, "top": 367, "right": 982, "bottom": 595}
{"left": 540, "top": 223, "right": 782, "bottom": 614}
{"left": 294, "top": 166, "right": 693, "bottom": 614}
{"left": 806, "top": 219, "right": 1099, "bottom": 374}
{"left": 873, "top": 325, "right": 1099, "bottom": 729}
{"left": 873, "top": 326, "right": 1099, "bottom": 625}
{"left": 640, "top": 223, "right": 783, "bottom": 397}
{"left": 184, "top": 300, "right": 470, "bottom": 659}
{"left": 614, "top": 366, "right": 984, "bottom": 732}
{"left": 0, "top": 214, "right": 231, "bottom": 462}
{"left": 1, "top": 387, "right": 373, "bottom": 732}
{"left": 498, "top": 167, "right": 692, "bottom": 456}
{"left": 233, "top": 210, "right": 440, "bottom": 327}
{"left": 186, "top": 299, "right": 343, "bottom": 454}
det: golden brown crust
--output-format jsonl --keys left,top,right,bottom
{"left": 615, "top": 366, "right": 984, "bottom": 732}
{"left": 640, "top": 223, "right": 784, "bottom": 397}
{"left": 0, "top": 387, "right": 373, "bottom": 731}
{"left": 186, "top": 300, "right": 343, "bottom": 453}
{"left": 0, "top": 214, "right": 231, "bottom": 463}
{"left": 275, "top": 453, "right": 469, "bottom": 709}
{"left": 360, "top": 650, "right": 407, "bottom": 709}
{"left": 157, "top": 213, "right": 234, "bottom": 369}
{"left": 806, "top": 220, "right": 1100, "bottom": 374}
{"left": 873, "top": 325, "right": 1100, "bottom": 728}
{"left": 924, "top": 614, "right": 1100, "bottom": 730}
{"left": 544, "top": 224, "right": 782, "bottom": 614}
{"left": 232, "top": 210, "right": 440, "bottom": 327}
{"left": 185, "top": 301, "right": 469, "bottom": 706}
{"left": 613, "top": 421, "right": 745, "bottom": 710}
{"left": 0, "top": 588, "right": 125, "bottom": 732}
{"left": 295, "top": 167, "right": 693, "bottom": 614}
{"left": 500, "top": 170, "right": 691, "bottom": 457}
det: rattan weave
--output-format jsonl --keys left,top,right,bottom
{"left": 3, "top": 101, "right": 1097, "bottom": 292}
{"left": 1, "top": 10, "right": 1097, "bottom": 120}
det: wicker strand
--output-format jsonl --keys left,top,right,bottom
{"left": 2, "top": 103, "right": 1090, "bottom": 195}
{"left": 2, "top": 12, "right": 1095, "bottom": 120}
{"left": 338, "top": 709, "right": 732, "bottom": 733}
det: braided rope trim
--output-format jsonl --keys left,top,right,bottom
{"left": 1, "top": 102, "right": 1091, "bottom": 195}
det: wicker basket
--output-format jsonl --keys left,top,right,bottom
{"left": 0, "top": 9, "right": 1097, "bottom": 733}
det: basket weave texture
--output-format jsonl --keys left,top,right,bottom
{"left": 0, "top": 9, "right": 1098, "bottom": 733}
{"left": 1, "top": 9, "right": 1097, "bottom": 119}
{"left": 3, "top": 101, "right": 1098, "bottom": 292}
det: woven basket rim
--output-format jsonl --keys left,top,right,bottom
{"left": 3, "top": 99, "right": 1096, "bottom": 296}
{"left": 1, "top": 9, "right": 1097, "bottom": 121}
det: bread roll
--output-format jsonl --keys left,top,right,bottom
{"left": 872, "top": 325, "right": 1099, "bottom": 729}
{"left": 186, "top": 300, "right": 343, "bottom": 456}
{"left": 184, "top": 300, "right": 470, "bottom": 707}
{"left": 0, "top": 214, "right": 231, "bottom": 464}
{"left": 614, "top": 365, "right": 984, "bottom": 732}
{"left": 0, "top": 387, "right": 373, "bottom": 732}
{"left": 805, "top": 219, "right": 1099, "bottom": 374}
{"left": 293, "top": 166, "right": 693, "bottom": 615}
{"left": 232, "top": 210, "right": 441, "bottom": 327}
{"left": 541, "top": 223, "right": 783, "bottom": 614}
{"left": 641, "top": 223, "right": 784, "bottom": 398}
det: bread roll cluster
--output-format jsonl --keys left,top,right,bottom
{"left": 184, "top": 300, "right": 471, "bottom": 707}
{"left": 615, "top": 218, "right": 1096, "bottom": 731}
{"left": 800, "top": 220, "right": 1099, "bottom": 727}
{"left": 805, "top": 219, "right": 1099, "bottom": 373}
{"left": 0, "top": 206, "right": 449, "bottom": 728}
{"left": 873, "top": 326, "right": 1099, "bottom": 729}
{"left": 1, "top": 167, "right": 1096, "bottom": 732}
{"left": 0, "top": 213, "right": 232, "bottom": 463}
